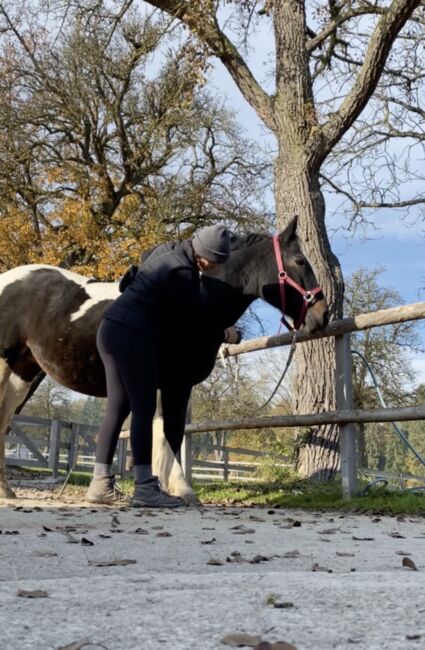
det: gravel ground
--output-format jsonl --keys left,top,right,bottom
{"left": 0, "top": 477, "right": 424, "bottom": 650}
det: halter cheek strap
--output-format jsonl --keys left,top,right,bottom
{"left": 272, "top": 234, "right": 322, "bottom": 331}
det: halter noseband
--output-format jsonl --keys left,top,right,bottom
{"left": 272, "top": 234, "right": 322, "bottom": 331}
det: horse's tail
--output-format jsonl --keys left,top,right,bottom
{"left": 119, "top": 265, "right": 139, "bottom": 292}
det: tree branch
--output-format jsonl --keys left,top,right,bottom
{"left": 318, "top": 0, "right": 422, "bottom": 161}
{"left": 142, "top": 0, "right": 276, "bottom": 130}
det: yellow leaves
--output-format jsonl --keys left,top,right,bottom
{"left": 0, "top": 209, "right": 42, "bottom": 272}
{"left": 0, "top": 183, "right": 171, "bottom": 278}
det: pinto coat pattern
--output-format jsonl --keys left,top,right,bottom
{"left": 0, "top": 219, "right": 329, "bottom": 500}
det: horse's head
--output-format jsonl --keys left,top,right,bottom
{"left": 261, "top": 216, "right": 329, "bottom": 334}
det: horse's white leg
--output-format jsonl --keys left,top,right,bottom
{"left": 0, "top": 363, "right": 32, "bottom": 498}
{"left": 0, "top": 359, "right": 12, "bottom": 497}
{"left": 151, "top": 414, "right": 199, "bottom": 505}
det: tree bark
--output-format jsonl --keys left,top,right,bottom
{"left": 272, "top": 0, "right": 344, "bottom": 480}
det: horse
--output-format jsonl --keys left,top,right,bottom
{"left": 0, "top": 217, "right": 329, "bottom": 501}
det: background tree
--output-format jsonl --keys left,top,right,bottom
{"left": 20, "top": 377, "right": 72, "bottom": 421}
{"left": 0, "top": 2, "right": 270, "bottom": 277}
{"left": 345, "top": 266, "right": 421, "bottom": 471}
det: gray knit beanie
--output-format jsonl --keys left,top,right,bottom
{"left": 192, "top": 225, "right": 230, "bottom": 263}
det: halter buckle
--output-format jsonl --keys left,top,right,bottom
{"left": 303, "top": 291, "right": 314, "bottom": 303}
{"left": 278, "top": 271, "right": 287, "bottom": 280}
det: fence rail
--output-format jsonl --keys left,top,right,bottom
{"left": 183, "top": 300, "right": 425, "bottom": 498}
{"left": 5, "top": 300, "right": 425, "bottom": 498}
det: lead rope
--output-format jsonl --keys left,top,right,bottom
{"left": 256, "top": 330, "right": 297, "bottom": 411}
{"left": 220, "top": 329, "right": 297, "bottom": 414}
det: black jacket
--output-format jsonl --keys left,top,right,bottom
{"left": 104, "top": 240, "right": 224, "bottom": 340}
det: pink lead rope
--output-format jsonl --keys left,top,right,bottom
{"left": 272, "top": 234, "right": 322, "bottom": 331}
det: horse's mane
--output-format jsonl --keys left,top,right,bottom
{"left": 229, "top": 232, "right": 269, "bottom": 251}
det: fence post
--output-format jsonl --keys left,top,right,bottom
{"left": 48, "top": 420, "right": 62, "bottom": 479}
{"left": 116, "top": 438, "right": 128, "bottom": 478}
{"left": 335, "top": 333, "right": 357, "bottom": 498}
{"left": 67, "top": 423, "right": 80, "bottom": 472}
{"left": 223, "top": 445, "right": 229, "bottom": 481}
{"left": 180, "top": 400, "right": 192, "bottom": 483}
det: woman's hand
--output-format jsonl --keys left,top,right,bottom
{"left": 223, "top": 326, "right": 242, "bottom": 344}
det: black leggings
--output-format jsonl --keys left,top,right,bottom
{"left": 95, "top": 319, "right": 158, "bottom": 465}
{"left": 95, "top": 319, "right": 192, "bottom": 466}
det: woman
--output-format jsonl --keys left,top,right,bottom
{"left": 86, "top": 224, "right": 237, "bottom": 507}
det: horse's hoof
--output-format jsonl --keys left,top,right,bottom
{"left": 0, "top": 483, "right": 16, "bottom": 499}
{"left": 180, "top": 492, "right": 202, "bottom": 507}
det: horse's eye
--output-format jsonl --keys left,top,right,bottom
{"left": 294, "top": 256, "right": 305, "bottom": 266}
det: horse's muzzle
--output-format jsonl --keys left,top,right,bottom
{"left": 303, "top": 297, "right": 329, "bottom": 333}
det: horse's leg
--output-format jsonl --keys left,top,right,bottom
{"left": 0, "top": 358, "right": 13, "bottom": 497}
{"left": 152, "top": 386, "right": 199, "bottom": 505}
{"left": 0, "top": 369, "right": 34, "bottom": 498}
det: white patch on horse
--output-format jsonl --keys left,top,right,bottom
{"left": 0, "top": 264, "right": 91, "bottom": 296}
{"left": 69, "top": 283, "right": 120, "bottom": 322}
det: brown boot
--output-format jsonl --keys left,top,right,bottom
{"left": 85, "top": 475, "right": 128, "bottom": 505}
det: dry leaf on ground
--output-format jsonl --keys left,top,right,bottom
{"left": 402, "top": 557, "right": 418, "bottom": 571}
{"left": 17, "top": 589, "right": 48, "bottom": 598}
{"left": 88, "top": 558, "right": 137, "bottom": 567}
{"left": 221, "top": 632, "right": 262, "bottom": 646}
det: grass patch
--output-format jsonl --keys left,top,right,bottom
{"left": 15, "top": 466, "right": 425, "bottom": 514}
{"left": 195, "top": 479, "right": 425, "bottom": 515}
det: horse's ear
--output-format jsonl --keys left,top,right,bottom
{"left": 280, "top": 215, "right": 298, "bottom": 242}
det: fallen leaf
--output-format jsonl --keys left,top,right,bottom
{"left": 312, "top": 562, "right": 332, "bottom": 573}
{"left": 81, "top": 537, "right": 94, "bottom": 546}
{"left": 111, "top": 515, "right": 120, "bottom": 527}
{"left": 226, "top": 552, "right": 245, "bottom": 564}
{"left": 32, "top": 551, "right": 58, "bottom": 558}
{"left": 249, "top": 555, "right": 271, "bottom": 564}
{"left": 231, "top": 525, "right": 256, "bottom": 535}
{"left": 200, "top": 538, "right": 216, "bottom": 544}
{"left": 270, "top": 644, "right": 297, "bottom": 650}
{"left": 131, "top": 528, "right": 149, "bottom": 535}
{"left": 17, "top": 589, "right": 48, "bottom": 599}
{"left": 221, "top": 633, "right": 262, "bottom": 647}
{"left": 402, "top": 557, "right": 418, "bottom": 571}
{"left": 389, "top": 532, "right": 405, "bottom": 539}
{"left": 56, "top": 640, "right": 90, "bottom": 650}
{"left": 56, "top": 642, "right": 107, "bottom": 650}
{"left": 88, "top": 559, "right": 137, "bottom": 567}
{"left": 64, "top": 533, "right": 79, "bottom": 544}
{"left": 156, "top": 531, "right": 172, "bottom": 537}
{"left": 396, "top": 551, "right": 411, "bottom": 556}
{"left": 98, "top": 534, "right": 112, "bottom": 539}
{"left": 207, "top": 558, "right": 223, "bottom": 566}
{"left": 318, "top": 528, "right": 340, "bottom": 535}
{"left": 253, "top": 643, "right": 272, "bottom": 650}
{"left": 352, "top": 536, "right": 374, "bottom": 541}
{"left": 336, "top": 552, "right": 355, "bottom": 557}
{"left": 406, "top": 634, "right": 422, "bottom": 640}
{"left": 282, "top": 550, "right": 301, "bottom": 559}
{"left": 272, "top": 602, "right": 294, "bottom": 609}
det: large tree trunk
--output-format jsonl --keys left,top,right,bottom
{"left": 273, "top": 1, "right": 344, "bottom": 480}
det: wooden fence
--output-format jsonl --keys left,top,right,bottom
{"left": 182, "top": 300, "right": 425, "bottom": 498}
{"left": 5, "top": 415, "right": 131, "bottom": 479}
{"left": 5, "top": 300, "right": 425, "bottom": 498}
